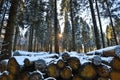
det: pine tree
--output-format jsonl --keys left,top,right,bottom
{"left": 88, "top": 0, "right": 101, "bottom": 49}
{"left": 95, "top": 0, "right": 105, "bottom": 48}
{"left": 75, "top": 16, "right": 82, "bottom": 52}
{"left": 70, "top": 0, "right": 76, "bottom": 51}
{"left": 54, "top": 0, "right": 59, "bottom": 53}
{"left": 105, "top": 0, "right": 118, "bottom": 45}
{"left": 1, "top": 0, "right": 19, "bottom": 60}
{"left": 62, "top": 16, "right": 72, "bottom": 51}
{"left": 81, "top": 18, "right": 91, "bottom": 52}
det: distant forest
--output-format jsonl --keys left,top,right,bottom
{"left": 0, "top": 0, "right": 120, "bottom": 59}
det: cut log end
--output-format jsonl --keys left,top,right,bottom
{"left": 110, "top": 70, "right": 120, "bottom": 80}
{"left": 56, "top": 59, "right": 65, "bottom": 69}
{"left": 67, "top": 57, "right": 81, "bottom": 71}
{"left": 47, "top": 63, "right": 59, "bottom": 78}
{"left": 79, "top": 62, "right": 96, "bottom": 80}
{"left": 60, "top": 66, "right": 72, "bottom": 80}
{"left": 110, "top": 57, "right": 120, "bottom": 71}
{"left": 96, "top": 64, "right": 110, "bottom": 78}
{"left": 29, "top": 72, "right": 43, "bottom": 80}
{"left": 7, "top": 57, "right": 20, "bottom": 75}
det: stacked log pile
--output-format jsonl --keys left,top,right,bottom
{"left": 0, "top": 46, "right": 120, "bottom": 80}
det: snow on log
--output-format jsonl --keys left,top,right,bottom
{"left": 61, "top": 52, "right": 70, "bottom": 61}
{"left": 92, "top": 55, "right": 102, "bottom": 66}
{"left": 115, "top": 46, "right": 120, "bottom": 58}
{"left": 44, "top": 77, "right": 56, "bottom": 80}
{"left": 34, "top": 59, "right": 47, "bottom": 73}
{"left": 29, "top": 71, "right": 43, "bottom": 80}
{"left": 102, "top": 45, "right": 120, "bottom": 57}
{"left": 86, "top": 45, "right": 120, "bottom": 58}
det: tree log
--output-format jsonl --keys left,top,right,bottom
{"left": 29, "top": 72, "right": 43, "bottom": 80}
{"left": 34, "top": 59, "right": 47, "bottom": 73}
{"left": 110, "top": 70, "right": 120, "bottom": 80}
{"left": 7, "top": 73, "right": 17, "bottom": 80}
{"left": 102, "top": 46, "right": 120, "bottom": 57}
{"left": 72, "top": 75, "right": 83, "bottom": 80}
{"left": 62, "top": 52, "right": 70, "bottom": 61}
{"left": 0, "top": 73, "right": 7, "bottom": 80}
{"left": 110, "top": 57, "right": 120, "bottom": 71}
{"left": 96, "top": 64, "right": 110, "bottom": 78}
{"left": 97, "top": 77, "right": 110, "bottom": 80}
{"left": 0, "top": 60, "right": 7, "bottom": 72}
{"left": 60, "top": 66, "right": 72, "bottom": 80}
{"left": 22, "top": 58, "right": 36, "bottom": 72}
{"left": 102, "top": 49, "right": 115, "bottom": 57}
{"left": 7, "top": 57, "right": 20, "bottom": 75}
{"left": 47, "top": 63, "right": 59, "bottom": 78}
{"left": 67, "top": 57, "right": 81, "bottom": 72}
{"left": 18, "top": 72, "right": 29, "bottom": 80}
{"left": 56, "top": 59, "right": 65, "bottom": 69}
{"left": 78, "top": 62, "right": 96, "bottom": 80}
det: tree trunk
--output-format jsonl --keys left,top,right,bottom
{"left": 13, "top": 26, "right": 19, "bottom": 51}
{"left": 28, "top": 25, "right": 34, "bottom": 52}
{"left": 70, "top": 0, "right": 76, "bottom": 51}
{"left": 95, "top": 0, "right": 105, "bottom": 48}
{"left": 105, "top": 1, "right": 118, "bottom": 45}
{"left": 0, "top": 0, "right": 4, "bottom": 13}
{"left": 88, "top": 0, "right": 101, "bottom": 49}
{"left": 0, "top": 9, "right": 6, "bottom": 35}
{"left": 54, "top": 0, "right": 59, "bottom": 53}
{"left": 1, "top": 0, "right": 19, "bottom": 60}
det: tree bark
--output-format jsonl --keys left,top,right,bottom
{"left": 13, "top": 26, "right": 19, "bottom": 51}
{"left": 0, "top": 0, "right": 4, "bottom": 13}
{"left": 70, "top": 0, "right": 76, "bottom": 51}
{"left": 1, "top": 0, "right": 19, "bottom": 60}
{"left": 28, "top": 25, "right": 34, "bottom": 52}
{"left": 0, "top": 9, "right": 6, "bottom": 35}
{"left": 105, "top": 1, "right": 118, "bottom": 45}
{"left": 95, "top": 0, "right": 105, "bottom": 48}
{"left": 88, "top": 0, "right": 101, "bottom": 49}
{"left": 54, "top": 0, "right": 59, "bottom": 53}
